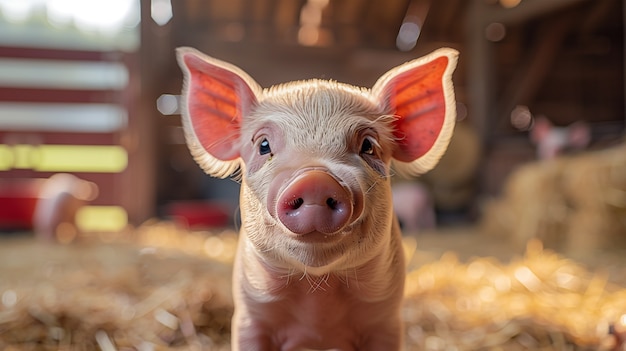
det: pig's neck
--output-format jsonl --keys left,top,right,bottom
{"left": 237, "top": 224, "right": 405, "bottom": 304}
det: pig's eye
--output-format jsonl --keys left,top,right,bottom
{"left": 360, "top": 138, "right": 375, "bottom": 156}
{"left": 259, "top": 138, "right": 272, "bottom": 155}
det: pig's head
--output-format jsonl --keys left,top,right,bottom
{"left": 530, "top": 116, "right": 591, "bottom": 160}
{"left": 177, "top": 47, "right": 458, "bottom": 272}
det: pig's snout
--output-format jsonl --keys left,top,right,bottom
{"left": 277, "top": 170, "right": 356, "bottom": 235}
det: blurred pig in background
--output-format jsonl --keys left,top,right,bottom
{"left": 0, "top": 174, "right": 98, "bottom": 242}
{"left": 33, "top": 173, "right": 99, "bottom": 242}
{"left": 530, "top": 116, "right": 591, "bottom": 160}
{"left": 482, "top": 113, "right": 626, "bottom": 255}
{"left": 393, "top": 120, "right": 482, "bottom": 232}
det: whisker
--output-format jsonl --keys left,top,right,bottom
{"left": 284, "top": 269, "right": 295, "bottom": 286}
{"left": 322, "top": 273, "right": 331, "bottom": 288}
{"left": 307, "top": 273, "right": 330, "bottom": 293}
{"left": 338, "top": 269, "right": 350, "bottom": 289}
{"left": 364, "top": 172, "right": 393, "bottom": 195}
{"left": 351, "top": 267, "right": 360, "bottom": 290}
{"left": 299, "top": 268, "right": 308, "bottom": 281}
{"left": 365, "top": 179, "right": 380, "bottom": 194}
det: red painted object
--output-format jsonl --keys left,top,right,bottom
{"left": 166, "top": 201, "right": 230, "bottom": 229}
{"left": 0, "top": 175, "right": 98, "bottom": 241}
{"left": 0, "top": 45, "right": 135, "bottom": 226}
{"left": 0, "top": 178, "right": 45, "bottom": 230}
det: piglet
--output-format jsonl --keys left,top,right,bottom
{"left": 33, "top": 173, "right": 98, "bottom": 241}
{"left": 177, "top": 47, "right": 458, "bottom": 351}
{"left": 530, "top": 116, "right": 591, "bottom": 160}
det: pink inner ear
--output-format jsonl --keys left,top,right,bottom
{"left": 530, "top": 117, "right": 553, "bottom": 144}
{"left": 388, "top": 56, "right": 450, "bottom": 163}
{"left": 184, "top": 54, "right": 256, "bottom": 161}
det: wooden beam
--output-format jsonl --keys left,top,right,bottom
{"left": 438, "top": 0, "right": 463, "bottom": 39}
{"left": 496, "top": 14, "right": 575, "bottom": 128}
{"left": 579, "top": 0, "right": 616, "bottom": 35}
{"left": 482, "top": 0, "right": 590, "bottom": 25}
{"left": 0, "top": 87, "right": 120, "bottom": 104}
{"left": 466, "top": 0, "right": 495, "bottom": 143}
{"left": 122, "top": 0, "right": 159, "bottom": 224}
{"left": 0, "top": 46, "right": 124, "bottom": 61}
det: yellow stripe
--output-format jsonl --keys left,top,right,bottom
{"left": 0, "top": 145, "right": 14, "bottom": 171}
{"left": 0, "top": 144, "right": 127, "bottom": 173}
{"left": 76, "top": 206, "right": 128, "bottom": 232}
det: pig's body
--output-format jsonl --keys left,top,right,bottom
{"left": 233, "top": 221, "right": 405, "bottom": 350}
{"left": 33, "top": 173, "right": 98, "bottom": 241}
{"left": 177, "top": 48, "right": 458, "bottom": 350}
{"left": 230, "top": 82, "right": 406, "bottom": 350}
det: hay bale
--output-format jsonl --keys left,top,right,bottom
{"left": 403, "top": 242, "right": 626, "bottom": 350}
{"left": 422, "top": 121, "right": 482, "bottom": 211}
{"left": 482, "top": 142, "right": 626, "bottom": 254}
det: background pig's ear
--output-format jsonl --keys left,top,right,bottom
{"left": 529, "top": 116, "right": 552, "bottom": 145}
{"left": 373, "top": 48, "right": 459, "bottom": 177}
{"left": 177, "top": 47, "right": 262, "bottom": 178}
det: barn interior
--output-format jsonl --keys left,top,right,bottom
{"left": 0, "top": 0, "right": 625, "bottom": 349}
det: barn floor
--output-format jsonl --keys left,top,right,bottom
{"left": 1, "top": 222, "right": 625, "bottom": 350}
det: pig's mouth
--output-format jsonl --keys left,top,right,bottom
{"left": 287, "top": 226, "right": 354, "bottom": 244}
{"left": 279, "top": 221, "right": 364, "bottom": 269}
{"left": 282, "top": 231, "right": 358, "bottom": 269}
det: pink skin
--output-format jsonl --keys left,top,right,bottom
{"left": 530, "top": 116, "right": 591, "bottom": 160}
{"left": 33, "top": 173, "right": 98, "bottom": 241}
{"left": 392, "top": 182, "right": 436, "bottom": 232}
{"left": 234, "top": 117, "right": 405, "bottom": 350}
{"left": 274, "top": 169, "right": 359, "bottom": 236}
{"left": 177, "top": 47, "right": 458, "bottom": 350}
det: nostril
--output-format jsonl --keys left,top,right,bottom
{"left": 288, "top": 197, "right": 304, "bottom": 210}
{"left": 275, "top": 170, "right": 355, "bottom": 235}
{"left": 326, "top": 197, "right": 338, "bottom": 210}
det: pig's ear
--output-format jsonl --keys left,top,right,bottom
{"left": 530, "top": 116, "right": 552, "bottom": 145}
{"left": 373, "top": 48, "right": 459, "bottom": 177}
{"left": 177, "top": 47, "right": 262, "bottom": 178}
